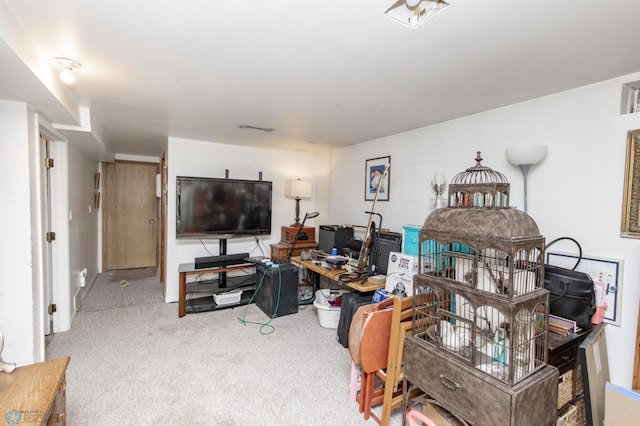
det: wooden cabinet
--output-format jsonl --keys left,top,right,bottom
{"left": 548, "top": 330, "right": 592, "bottom": 425}
{"left": 269, "top": 241, "right": 318, "bottom": 262}
{"left": 404, "top": 337, "right": 558, "bottom": 425}
{"left": 0, "top": 357, "right": 70, "bottom": 425}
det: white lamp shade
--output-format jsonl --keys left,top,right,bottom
{"left": 505, "top": 145, "right": 548, "bottom": 166}
{"left": 285, "top": 179, "right": 312, "bottom": 199}
{"left": 406, "top": 0, "right": 421, "bottom": 7}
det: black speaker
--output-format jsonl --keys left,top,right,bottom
{"left": 319, "top": 225, "right": 354, "bottom": 254}
{"left": 256, "top": 263, "right": 298, "bottom": 318}
{"left": 372, "top": 231, "right": 402, "bottom": 275}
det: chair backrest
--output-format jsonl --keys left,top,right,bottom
{"left": 348, "top": 297, "right": 394, "bottom": 368}
{"left": 359, "top": 307, "right": 393, "bottom": 373}
{"left": 385, "top": 295, "right": 414, "bottom": 385}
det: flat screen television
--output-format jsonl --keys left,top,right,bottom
{"left": 176, "top": 176, "right": 272, "bottom": 238}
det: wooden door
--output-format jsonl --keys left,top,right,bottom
{"left": 104, "top": 161, "right": 158, "bottom": 270}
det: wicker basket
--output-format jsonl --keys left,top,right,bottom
{"left": 556, "top": 404, "right": 578, "bottom": 426}
{"left": 557, "top": 369, "right": 574, "bottom": 409}
{"left": 575, "top": 367, "right": 583, "bottom": 395}
{"left": 574, "top": 398, "right": 586, "bottom": 426}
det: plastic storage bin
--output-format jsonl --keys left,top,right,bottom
{"left": 313, "top": 289, "right": 345, "bottom": 329}
{"left": 213, "top": 289, "right": 242, "bottom": 306}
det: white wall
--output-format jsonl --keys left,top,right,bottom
{"left": 165, "top": 138, "right": 322, "bottom": 302}
{"left": 328, "top": 72, "right": 640, "bottom": 388}
{"left": 0, "top": 101, "right": 37, "bottom": 365}
{"left": 67, "top": 144, "right": 100, "bottom": 312}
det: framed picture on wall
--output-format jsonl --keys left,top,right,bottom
{"left": 546, "top": 251, "right": 623, "bottom": 326}
{"left": 365, "top": 156, "right": 390, "bottom": 201}
{"left": 621, "top": 129, "right": 640, "bottom": 238}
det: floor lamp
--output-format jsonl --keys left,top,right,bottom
{"left": 505, "top": 145, "right": 547, "bottom": 213}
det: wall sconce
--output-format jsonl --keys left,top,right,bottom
{"left": 54, "top": 57, "right": 81, "bottom": 85}
{"left": 285, "top": 179, "right": 313, "bottom": 227}
{"left": 505, "top": 145, "right": 548, "bottom": 213}
{"left": 430, "top": 172, "right": 447, "bottom": 209}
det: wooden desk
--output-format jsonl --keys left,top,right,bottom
{"left": 0, "top": 356, "right": 70, "bottom": 425}
{"left": 289, "top": 257, "right": 384, "bottom": 292}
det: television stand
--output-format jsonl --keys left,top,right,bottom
{"left": 178, "top": 261, "right": 256, "bottom": 317}
{"left": 178, "top": 240, "right": 256, "bottom": 317}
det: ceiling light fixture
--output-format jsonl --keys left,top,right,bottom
{"left": 54, "top": 57, "right": 81, "bottom": 85}
{"left": 384, "top": 0, "right": 450, "bottom": 29}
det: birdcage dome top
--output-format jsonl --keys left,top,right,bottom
{"left": 450, "top": 151, "right": 508, "bottom": 185}
{"left": 447, "top": 151, "right": 511, "bottom": 208}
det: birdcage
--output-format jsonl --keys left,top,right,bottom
{"left": 412, "top": 152, "right": 549, "bottom": 386}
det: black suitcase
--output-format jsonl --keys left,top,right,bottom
{"left": 336, "top": 291, "right": 374, "bottom": 348}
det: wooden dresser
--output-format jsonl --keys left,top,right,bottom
{"left": 404, "top": 337, "right": 558, "bottom": 425}
{"left": 269, "top": 241, "right": 318, "bottom": 262}
{"left": 0, "top": 357, "right": 70, "bottom": 425}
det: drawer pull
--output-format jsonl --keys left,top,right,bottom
{"left": 439, "top": 373, "right": 461, "bottom": 391}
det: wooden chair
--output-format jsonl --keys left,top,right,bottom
{"left": 348, "top": 295, "right": 422, "bottom": 425}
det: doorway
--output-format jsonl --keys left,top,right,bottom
{"left": 40, "top": 135, "right": 54, "bottom": 337}
{"left": 103, "top": 160, "right": 159, "bottom": 270}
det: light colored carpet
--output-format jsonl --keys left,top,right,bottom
{"left": 80, "top": 269, "right": 164, "bottom": 312}
{"left": 46, "top": 272, "right": 408, "bottom": 425}
{"left": 108, "top": 267, "right": 158, "bottom": 282}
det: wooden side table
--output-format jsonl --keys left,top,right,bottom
{"left": 0, "top": 356, "right": 70, "bottom": 425}
{"left": 269, "top": 241, "right": 318, "bottom": 262}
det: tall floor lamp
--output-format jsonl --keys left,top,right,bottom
{"left": 505, "top": 145, "right": 547, "bottom": 213}
{"left": 285, "top": 179, "right": 313, "bottom": 227}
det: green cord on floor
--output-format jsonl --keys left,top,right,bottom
{"left": 237, "top": 266, "right": 283, "bottom": 335}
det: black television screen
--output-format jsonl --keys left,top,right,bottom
{"left": 176, "top": 176, "right": 272, "bottom": 238}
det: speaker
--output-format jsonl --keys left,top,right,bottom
{"left": 372, "top": 231, "right": 403, "bottom": 275}
{"left": 319, "top": 225, "right": 354, "bottom": 254}
{"left": 256, "top": 263, "right": 299, "bottom": 318}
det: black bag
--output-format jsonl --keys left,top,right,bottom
{"left": 336, "top": 292, "right": 374, "bottom": 348}
{"left": 544, "top": 237, "right": 596, "bottom": 330}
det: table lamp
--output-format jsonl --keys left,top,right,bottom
{"left": 285, "top": 178, "right": 313, "bottom": 227}
{"left": 505, "top": 145, "right": 547, "bottom": 213}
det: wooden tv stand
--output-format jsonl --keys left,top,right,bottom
{"left": 178, "top": 261, "right": 256, "bottom": 317}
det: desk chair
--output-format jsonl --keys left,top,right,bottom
{"left": 349, "top": 295, "right": 422, "bottom": 425}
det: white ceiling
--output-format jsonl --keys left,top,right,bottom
{"left": 2, "top": 0, "right": 640, "bottom": 158}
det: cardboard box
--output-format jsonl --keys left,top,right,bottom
{"left": 421, "top": 400, "right": 466, "bottom": 426}
{"left": 385, "top": 252, "right": 418, "bottom": 296}
{"left": 604, "top": 382, "right": 640, "bottom": 426}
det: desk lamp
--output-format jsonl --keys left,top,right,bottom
{"left": 505, "top": 145, "right": 547, "bottom": 213}
{"left": 285, "top": 179, "right": 312, "bottom": 227}
{"left": 287, "top": 211, "right": 319, "bottom": 260}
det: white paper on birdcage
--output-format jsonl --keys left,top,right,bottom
{"left": 455, "top": 257, "right": 536, "bottom": 295}
{"left": 454, "top": 295, "right": 506, "bottom": 350}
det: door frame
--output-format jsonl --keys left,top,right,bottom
{"left": 102, "top": 159, "right": 160, "bottom": 270}
{"left": 34, "top": 117, "right": 71, "bottom": 359}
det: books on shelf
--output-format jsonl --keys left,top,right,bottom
{"left": 548, "top": 314, "right": 581, "bottom": 336}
